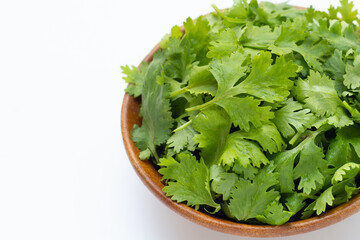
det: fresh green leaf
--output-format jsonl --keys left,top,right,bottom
{"left": 338, "top": 0, "right": 358, "bottom": 24}
{"left": 313, "top": 186, "right": 334, "bottom": 215}
{"left": 294, "top": 70, "right": 345, "bottom": 117}
{"left": 228, "top": 168, "right": 279, "bottom": 221}
{"left": 233, "top": 123, "right": 286, "bottom": 153}
{"left": 256, "top": 201, "right": 293, "bottom": 225}
{"left": 220, "top": 132, "right": 269, "bottom": 167}
{"left": 131, "top": 53, "right": 174, "bottom": 161}
{"left": 272, "top": 99, "right": 317, "bottom": 138}
{"left": 183, "top": 16, "right": 211, "bottom": 64}
{"left": 344, "top": 54, "right": 360, "bottom": 89}
{"left": 210, "top": 165, "right": 238, "bottom": 200}
{"left": 216, "top": 96, "right": 274, "bottom": 131}
{"left": 192, "top": 106, "right": 231, "bottom": 166}
{"left": 294, "top": 139, "right": 327, "bottom": 194}
{"left": 332, "top": 162, "right": 360, "bottom": 184}
{"left": 207, "top": 28, "right": 239, "bottom": 58}
{"left": 232, "top": 163, "right": 259, "bottom": 180}
{"left": 121, "top": 63, "right": 148, "bottom": 97}
{"left": 166, "top": 119, "right": 196, "bottom": 153}
{"left": 159, "top": 153, "right": 220, "bottom": 210}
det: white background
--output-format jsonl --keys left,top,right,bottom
{"left": 0, "top": 0, "right": 359, "bottom": 239}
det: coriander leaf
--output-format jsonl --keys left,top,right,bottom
{"left": 344, "top": 54, "right": 360, "bottom": 89}
{"left": 131, "top": 53, "right": 174, "bottom": 161}
{"left": 204, "top": 12, "right": 225, "bottom": 34}
{"left": 220, "top": 132, "right": 269, "bottom": 167}
{"left": 226, "top": 0, "right": 249, "bottom": 21}
{"left": 329, "top": 6, "right": 339, "bottom": 19}
{"left": 323, "top": 49, "right": 346, "bottom": 94}
{"left": 233, "top": 123, "right": 286, "bottom": 153}
{"left": 293, "top": 70, "right": 344, "bottom": 117}
{"left": 216, "top": 96, "right": 274, "bottom": 131}
{"left": 301, "top": 201, "right": 316, "bottom": 219}
{"left": 256, "top": 201, "right": 293, "bottom": 225}
{"left": 185, "top": 65, "right": 217, "bottom": 96}
{"left": 338, "top": 0, "right": 358, "bottom": 24}
{"left": 313, "top": 187, "right": 334, "bottom": 215}
{"left": 240, "top": 24, "right": 278, "bottom": 48}
{"left": 234, "top": 51, "right": 298, "bottom": 103}
{"left": 232, "top": 163, "right": 259, "bottom": 180}
{"left": 313, "top": 18, "right": 359, "bottom": 51}
{"left": 139, "top": 149, "right": 151, "bottom": 160}
{"left": 272, "top": 99, "right": 317, "bottom": 138}
{"left": 159, "top": 153, "right": 220, "bottom": 210}
{"left": 192, "top": 106, "right": 231, "bottom": 166}
{"left": 187, "top": 51, "right": 297, "bottom": 130}
{"left": 162, "top": 36, "right": 196, "bottom": 83}
{"left": 274, "top": 17, "right": 308, "bottom": 45}
{"left": 166, "top": 119, "right": 196, "bottom": 153}
{"left": 294, "top": 139, "right": 327, "bottom": 194}
{"left": 209, "top": 51, "right": 248, "bottom": 97}
{"left": 207, "top": 28, "right": 239, "bottom": 58}
{"left": 183, "top": 16, "right": 211, "bottom": 65}
{"left": 210, "top": 165, "right": 238, "bottom": 200}
{"left": 306, "top": 6, "right": 331, "bottom": 21}
{"left": 345, "top": 185, "right": 360, "bottom": 200}
{"left": 270, "top": 16, "right": 331, "bottom": 72}
{"left": 326, "top": 125, "right": 360, "bottom": 168}
{"left": 261, "top": 3, "right": 305, "bottom": 25}
{"left": 332, "top": 162, "right": 360, "bottom": 184}
{"left": 228, "top": 168, "right": 279, "bottom": 221}
{"left": 159, "top": 25, "right": 183, "bottom": 49}
{"left": 294, "top": 38, "right": 332, "bottom": 71}
{"left": 285, "top": 193, "right": 306, "bottom": 214}
{"left": 273, "top": 125, "right": 329, "bottom": 193}
{"left": 272, "top": 148, "right": 299, "bottom": 193}
{"left": 121, "top": 63, "right": 148, "bottom": 97}
{"left": 327, "top": 106, "right": 354, "bottom": 128}
{"left": 338, "top": 125, "right": 360, "bottom": 157}
{"left": 323, "top": 49, "right": 346, "bottom": 81}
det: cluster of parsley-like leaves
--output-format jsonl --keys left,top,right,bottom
{"left": 122, "top": 0, "right": 360, "bottom": 225}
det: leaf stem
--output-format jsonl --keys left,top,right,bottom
{"left": 342, "top": 100, "right": 355, "bottom": 114}
{"left": 242, "top": 44, "right": 269, "bottom": 50}
{"left": 169, "top": 87, "right": 188, "bottom": 98}
{"left": 173, "top": 120, "right": 192, "bottom": 132}
{"left": 289, "top": 131, "right": 303, "bottom": 145}
{"left": 186, "top": 99, "right": 215, "bottom": 112}
{"left": 151, "top": 145, "right": 160, "bottom": 163}
{"left": 212, "top": 4, "right": 246, "bottom": 24}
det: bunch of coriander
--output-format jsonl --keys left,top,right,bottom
{"left": 122, "top": 0, "right": 360, "bottom": 225}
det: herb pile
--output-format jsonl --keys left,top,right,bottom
{"left": 122, "top": 0, "right": 360, "bottom": 225}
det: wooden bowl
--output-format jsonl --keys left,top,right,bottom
{"left": 121, "top": 31, "right": 360, "bottom": 239}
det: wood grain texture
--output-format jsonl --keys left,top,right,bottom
{"left": 120, "top": 12, "right": 360, "bottom": 237}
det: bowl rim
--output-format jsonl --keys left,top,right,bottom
{"left": 121, "top": 17, "right": 360, "bottom": 238}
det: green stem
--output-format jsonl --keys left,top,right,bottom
{"left": 342, "top": 100, "right": 355, "bottom": 113}
{"left": 290, "top": 124, "right": 332, "bottom": 151}
{"left": 212, "top": 4, "right": 246, "bottom": 24}
{"left": 151, "top": 146, "right": 160, "bottom": 164}
{"left": 169, "top": 87, "right": 188, "bottom": 98}
{"left": 342, "top": 100, "right": 360, "bottom": 119}
{"left": 243, "top": 44, "right": 269, "bottom": 50}
{"left": 186, "top": 99, "right": 215, "bottom": 112}
{"left": 173, "top": 120, "right": 192, "bottom": 132}
{"left": 289, "top": 131, "right": 302, "bottom": 146}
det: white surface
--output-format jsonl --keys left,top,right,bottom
{"left": 0, "top": 0, "right": 359, "bottom": 239}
